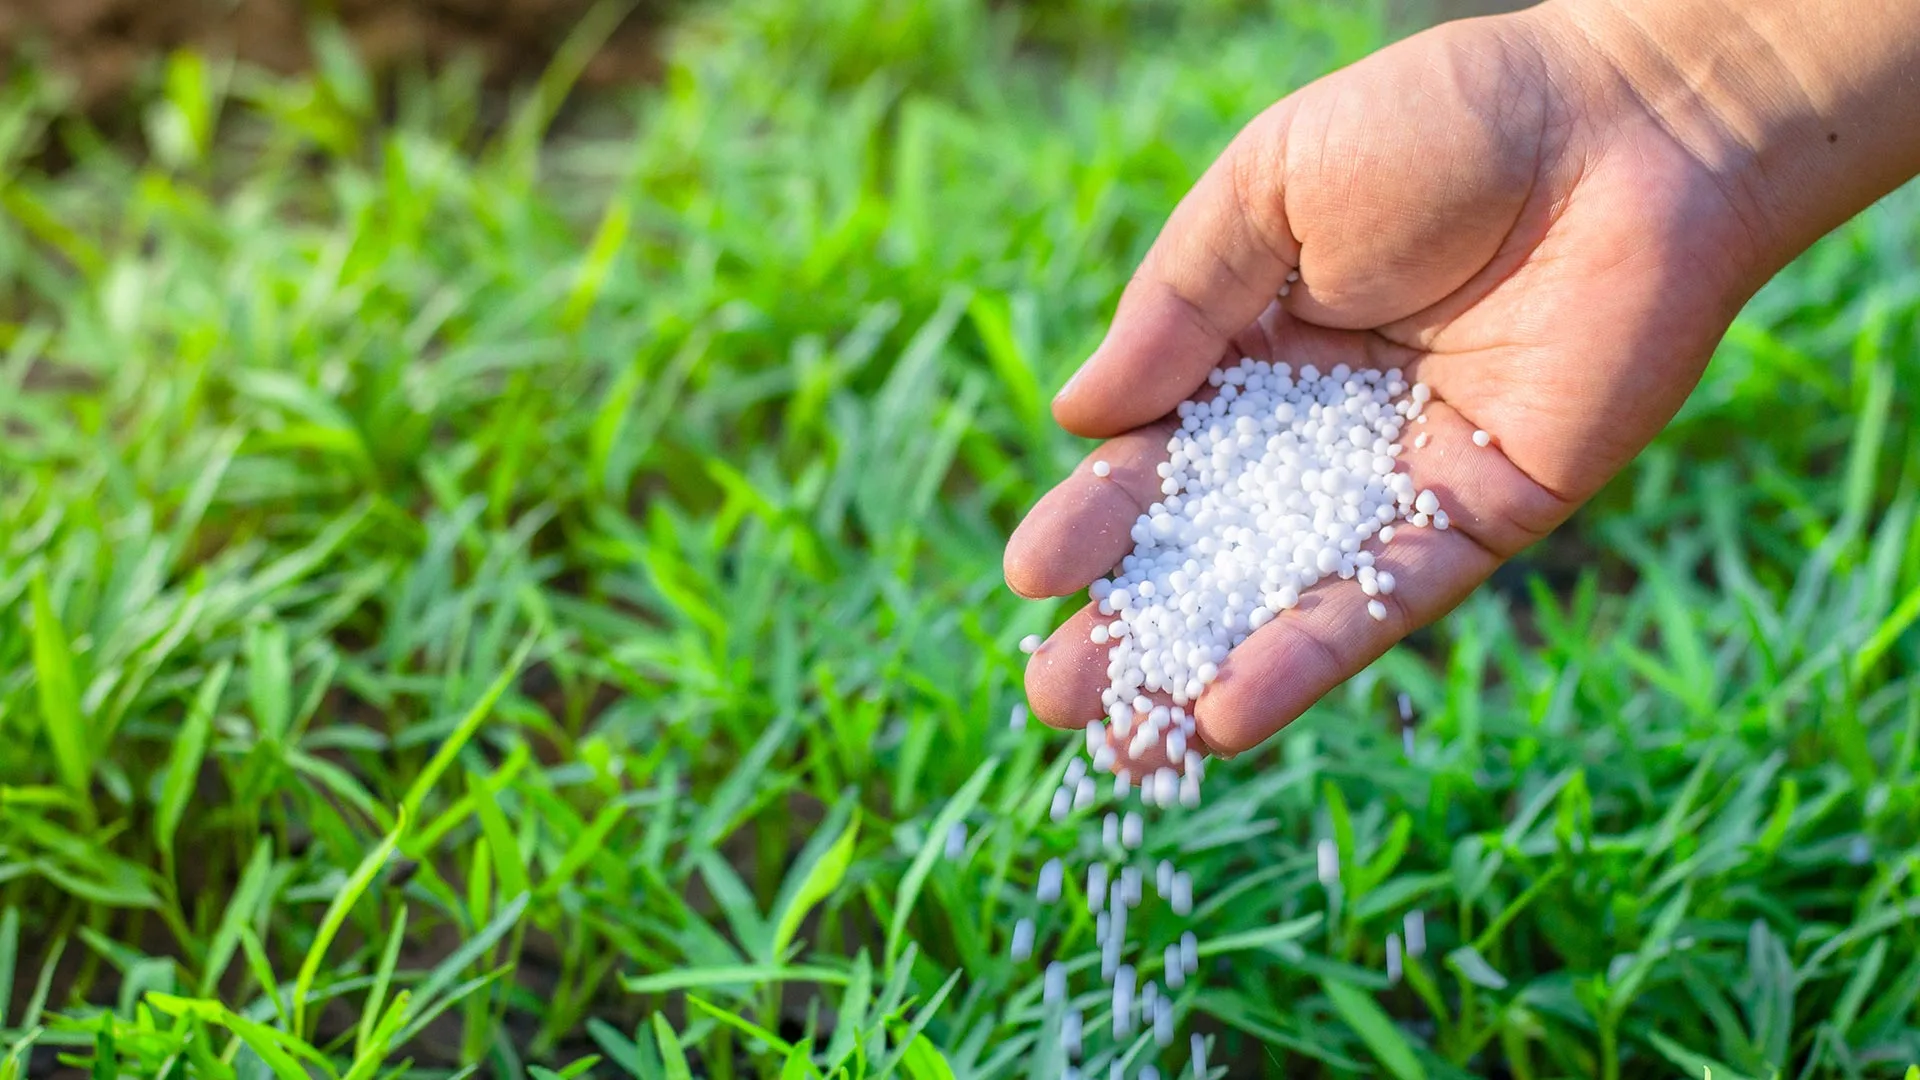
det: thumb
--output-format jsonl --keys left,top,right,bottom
{"left": 1052, "top": 101, "right": 1302, "bottom": 439}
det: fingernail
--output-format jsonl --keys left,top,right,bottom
{"left": 1054, "top": 364, "right": 1087, "bottom": 406}
{"left": 1055, "top": 334, "right": 1110, "bottom": 406}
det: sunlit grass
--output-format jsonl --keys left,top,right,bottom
{"left": 3, "top": 0, "right": 1919, "bottom": 1076}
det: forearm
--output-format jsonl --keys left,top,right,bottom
{"left": 1539, "top": 0, "right": 1920, "bottom": 287}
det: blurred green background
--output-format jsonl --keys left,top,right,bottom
{"left": 3, "top": 1, "right": 1919, "bottom": 1078}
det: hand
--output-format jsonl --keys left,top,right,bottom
{"left": 1002, "top": 0, "right": 1892, "bottom": 758}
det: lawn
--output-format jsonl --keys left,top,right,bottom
{"left": 4, "top": 0, "right": 1920, "bottom": 1077}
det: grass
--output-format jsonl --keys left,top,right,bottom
{"left": 3, "top": 0, "right": 1920, "bottom": 1077}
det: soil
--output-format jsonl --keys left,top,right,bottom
{"left": 0, "top": 0, "right": 678, "bottom": 112}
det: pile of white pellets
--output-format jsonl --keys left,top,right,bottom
{"left": 1009, "top": 358, "right": 1471, "bottom": 1078}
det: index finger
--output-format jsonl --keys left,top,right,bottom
{"left": 1052, "top": 102, "right": 1301, "bottom": 439}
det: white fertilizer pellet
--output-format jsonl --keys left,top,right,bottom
{"left": 1405, "top": 910, "right": 1427, "bottom": 957}
{"left": 1471, "top": 429, "right": 1491, "bottom": 447}
{"left": 1074, "top": 777, "right": 1096, "bottom": 811}
{"left": 944, "top": 823, "right": 967, "bottom": 861}
{"left": 1317, "top": 838, "right": 1339, "bottom": 888}
{"left": 1038, "top": 859, "right": 1064, "bottom": 904}
{"left": 1019, "top": 633, "right": 1043, "bottom": 654}
{"left": 1011, "top": 918, "right": 1035, "bottom": 961}
{"left": 1190, "top": 1035, "right": 1207, "bottom": 1079}
{"left": 1009, "top": 359, "right": 1447, "bottom": 1076}
{"left": 1090, "top": 362, "right": 1438, "bottom": 719}
{"left": 1064, "top": 1010, "right": 1083, "bottom": 1058}
{"left": 1009, "top": 703, "right": 1028, "bottom": 730}
{"left": 1386, "top": 931, "right": 1404, "bottom": 985}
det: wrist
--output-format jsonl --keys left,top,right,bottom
{"left": 1534, "top": 0, "right": 1920, "bottom": 287}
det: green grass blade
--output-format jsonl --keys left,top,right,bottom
{"left": 1645, "top": 1031, "right": 1759, "bottom": 1080}
{"left": 586, "top": 1019, "right": 651, "bottom": 1078}
{"left": 199, "top": 839, "right": 274, "bottom": 996}
{"left": 894, "top": 1034, "right": 957, "bottom": 1080}
{"left": 538, "top": 800, "right": 630, "bottom": 901}
{"left": 90, "top": 1020, "right": 114, "bottom": 1080}
{"left": 685, "top": 714, "right": 798, "bottom": 866}
{"left": 222, "top": 1010, "right": 326, "bottom": 1080}
{"left": 245, "top": 623, "right": 293, "bottom": 743}
{"left": 685, "top": 994, "right": 796, "bottom": 1054}
{"left": 238, "top": 926, "right": 288, "bottom": 1027}
{"left": 1195, "top": 914, "right": 1326, "bottom": 960}
{"left": 768, "top": 803, "right": 859, "bottom": 964}
{"left": 28, "top": 572, "right": 90, "bottom": 809}
{"left": 622, "top": 964, "right": 850, "bottom": 995}
{"left": 19, "top": 932, "right": 64, "bottom": 1029}
{"left": 343, "top": 991, "right": 412, "bottom": 1080}
{"left": 652, "top": 1014, "right": 691, "bottom": 1080}
{"left": 886, "top": 758, "right": 997, "bottom": 965}
{"left": 355, "top": 906, "right": 409, "bottom": 1057}
{"left": 0, "top": 1029, "right": 40, "bottom": 1080}
{"left": 561, "top": 196, "right": 630, "bottom": 331}
{"left": 468, "top": 772, "right": 529, "bottom": 903}
{"left": 399, "top": 891, "right": 529, "bottom": 1033}
{"left": 292, "top": 813, "right": 406, "bottom": 1036}
{"left": 0, "top": 906, "right": 16, "bottom": 1025}
{"left": 1322, "top": 977, "right": 1426, "bottom": 1080}
{"left": 156, "top": 658, "right": 231, "bottom": 878}
{"left": 398, "top": 634, "right": 535, "bottom": 825}
{"left": 393, "top": 969, "right": 509, "bottom": 1049}
{"left": 871, "top": 968, "right": 961, "bottom": 1080}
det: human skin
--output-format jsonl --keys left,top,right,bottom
{"left": 1003, "top": 0, "right": 1920, "bottom": 757}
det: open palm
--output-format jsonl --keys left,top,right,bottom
{"left": 1005, "top": 8, "right": 1770, "bottom": 756}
